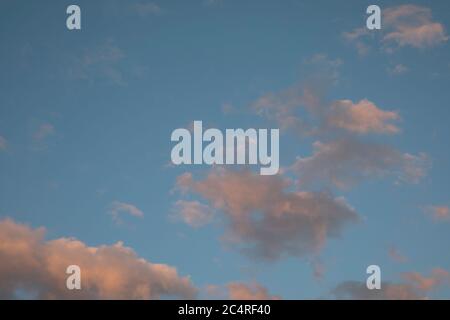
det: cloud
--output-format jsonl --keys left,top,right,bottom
{"left": 0, "top": 135, "right": 7, "bottom": 150}
{"left": 332, "top": 281, "right": 423, "bottom": 300}
{"left": 172, "top": 200, "right": 214, "bottom": 228}
{"left": 205, "top": 282, "right": 281, "bottom": 300}
{"left": 251, "top": 65, "right": 400, "bottom": 137}
{"left": 33, "top": 123, "right": 54, "bottom": 141}
{"left": 402, "top": 268, "right": 450, "bottom": 292}
{"left": 227, "top": 282, "right": 281, "bottom": 300}
{"left": 290, "top": 139, "right": 430, "bottom": 190}
{"left": 344, "top": 5, "right": 448, "bottom": 52}
{"left": 132, "top": 2, "right": 162, "bottom": 16}
{"left": 69, "top": 41, "right": 126, "bottom": 86}
{"left": 388, "top": 246, "right": 408, "bottom": 263}
{"left": 109, "top": 201, "right": 144, "bottom": 224}
{"left": 425, "top": 206, "right": 450, "bottom": 222}
{"left": 0, "top": 218, "right": 197, "bottom": 299}
{"left": 332, "top": 268, "right": 450, "bottom": 299}
{"left": 383, "top": 5, "right": 448, "bottom": 48}
{"left": 388, "top": 64, "right": 409, "bottom": 75}
{"left": 326, "top": 99, "right": 399, "bottom": 134}
{"left": 175, "top": 168, "right": 358, "bottom": 260}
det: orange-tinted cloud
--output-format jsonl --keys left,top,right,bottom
{"left": 227, "top": 282, "right": 281, "bottom": 300}
{"left": 402, "top": 268, "right": 450, "bottom": 291}
{"left": 175, "top": 168, "right": 358, "bottom": 260}
{"left": 0, "top": 218, "right": 196, "bottom": 299}
{"left": 425, "top": 206, "right": 450, "bottom": 222}
{"left": 205, "top": 282, "right": 281, "bottom": 300}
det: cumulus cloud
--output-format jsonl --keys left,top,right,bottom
{"left": 251, "top": 71, "right": 400, "bottom": 136}
{"left": 109, "top": 201, "right": 144, "bottom": 224}
{"left": 425, "top": 206, "right": 450, "bottom": 222}
{"left": 326, "top": 99, "right": 399, "bottom": 134}
{"left": 172, "top": 200, "right": 214, "bottom": 227}
{"left": 0, "top": 218, "right": 196, "bottom": 299}
{"left": 290, "top": 139, "right": 430, "bottom": 189}
{"left": 332, "top": 268, "right": 449, "bottom": 299}
{"left": 175, "top": 169, "right": 358, "bottom": 260}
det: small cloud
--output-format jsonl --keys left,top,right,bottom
{"left": 0, "top": 135, "right": 7, "bottom": 151}
{"left": 171, "top": 200, "right": 214, "bottom": 228}
{"left": 388, "top": 246, "right": 408, "bottom": 263}
{"left": 326, "top": 99, "right": 400, "bottom": 134}
{"left": 133, "top": 2, "right": 162, "bottom": 16}
{"left": 33, "top": 123, "right": 54, "bottom": 141}
{"left": 109, "top": 201, "right": 144, "bottom": 224}
{"left": 203, "top": 0, "right": 223, "bottom": 7}
{"left": 332, "top": 268, "right": 450, "bottom": 299}
{"left": 388, "top": 64, "right": 409, "bottom": 75}
{"left": 425, "top": 205, "right": 450, "bottom": 222}
{"left": 221, "top": 103, "right": 236, "bottom": 115}
{"left": 227, "top": 282, "right": 281, "bottom": 300}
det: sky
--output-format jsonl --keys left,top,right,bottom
{"left": 0, "top": 0, "right": 450, "bottom": 299}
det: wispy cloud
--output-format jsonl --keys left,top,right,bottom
{"left": 132, "top": 2, "right": 162, "bottom": 16}
{"left": 33, "top": 123, "right": 54, "bottom": 142}
{"left": 388, "top": 246, "right": 408, "bottom": 263}
{"left": 332, "top": 268, "right": 450, "bottom": 299}
{"left": 109, "top": 201, "right": 144, "bottom": 225}
{"left": 289, "top": 139, "right": 429, "bottom": 190}
{"left": 387, "top": 64, "right": 409, "bottom": 75}
{"left": 0, "top": 135, "right": 7, "bottom": 151}
{"left": 172, "top": 200, "right": 214, "bottom": 228}
{"left": 69, "top": 41, "right": 126, "bottom": 86}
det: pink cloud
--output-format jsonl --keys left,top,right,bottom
{"left": 109, "top": 201, "right": 144, "bottom": 224}
{"left": 175, "top": 168, "right": 358, "bottom": 260}
{"left": 383, "top": 5, "right": 448, "bottom": 48}
{"left": 227, "top": 282, "right": 281, "bottom": 300}
{"left": 0, "top": 218, "right": 196, "bottom": 299}
{"left": 172, "top": 200, "right": 214, "bottom": 227}
{"left": 327, "top": 99, "right": 399, "bottom": 134}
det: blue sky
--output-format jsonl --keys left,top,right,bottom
{"left": 0, "top": 0, "right": 450, "bottom": 299}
